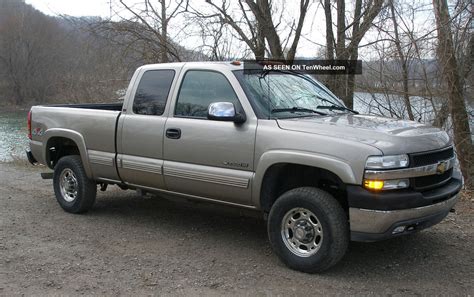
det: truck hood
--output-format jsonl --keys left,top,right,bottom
{"left": 276, "top": 114, "right": 451, "bottom": 155}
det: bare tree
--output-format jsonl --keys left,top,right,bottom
{"left": 200, "top": 0, "right": 311, "bottom": 61}
{"left": 433, "top": 0, "right": 472, "bottom": 188}
{"left": 94, "top": 0, "right": 189, "bottom": 63}
{"left": 360, "top": 0, "right": 439, "bottom": 122}
{"left": 322, "top": 0, "right": 386, "bottom": 108}
{"left": 0, "top": 1, "right": 63, "bottom": 104}
{"left": 0, "top": 0, "right": 133, "bottom": 105}
{"left": 388, "top": 0, "right": 414, "bottom": 120}
{"left": 192, "top": 18, "right": 243, "bottom": 60}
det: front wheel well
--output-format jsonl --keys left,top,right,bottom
{"left": 46, "top": 137, "right": 80, "bottom": 168}
{"left": 260, "top": 163, "right": 348, "bottom": 214}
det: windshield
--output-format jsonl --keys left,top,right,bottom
{"left": 233, "top": 70, "right": 348, "bottom": 119}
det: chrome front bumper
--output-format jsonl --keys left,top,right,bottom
{"left": 349, "top": 195, "right": 458, "bottom": 241}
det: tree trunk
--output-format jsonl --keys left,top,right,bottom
{"left": 160, "top": 0, "right": 168, "bottom": 63}
{"left": 322, "top": 0, "right": 384, "bottom": 108}
{"left": 390, "top": 0, "right": 414, "bottom": 120}
{"left": 335, "top": 0, "right": 345, "bottom": 58}
{"left": 322, "top": 0, "right": 336, "bottom": 97}
{"left": 433, "top": 0, "right": 473, "bottom": 188}
{"left": 257, "top": 0, "right": 284, "bottom": 59}
{"left": 255, "top": 0, "right": 266, "bottom": 60}
{"left": 323, "top": 0, "right": 334, "bottom": 61}
{"left": 330, "top": 0, "right": 348, "bottom": 105}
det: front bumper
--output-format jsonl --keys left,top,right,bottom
{"left": 348, "top": 177, "right": 461, "bottom": 242}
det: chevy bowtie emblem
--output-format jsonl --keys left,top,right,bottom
{"left": 436, "top": 161, "right": 447, "bottom": 174}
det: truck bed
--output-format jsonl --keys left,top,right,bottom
{"left": 29, "top": 103, "right": 123, "bottom": 181}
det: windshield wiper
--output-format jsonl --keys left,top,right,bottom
{"left": 304, "top": 95, "right": 358, "bottom": 114}
{"left": 316, "top": 104, "right": 358, "bottom": 114}
{"left": 271, "top": 107, "right": 326, "bottom": 115}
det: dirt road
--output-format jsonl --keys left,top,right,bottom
{"left": 1, "top": 163, "right": 473, "bottom": 296}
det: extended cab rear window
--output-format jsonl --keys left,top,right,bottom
{"left": 133, "top": 70, "right": 175, "bottom": 116}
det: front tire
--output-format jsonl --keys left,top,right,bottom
{"left": 53, "top": 155, "right": 97, "bottom": 213}
{"left": 267, "top": 187, "right": 349, "bottom": 273}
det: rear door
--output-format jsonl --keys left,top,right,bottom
{"left": 163, "top": 66, "right": 257, "bottom": 205}
{"left": 117, "top": 66, "right": 180, "bottom": 189}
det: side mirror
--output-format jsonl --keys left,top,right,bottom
{"left": 207, "top": 102, "right": 246, "bottom": 124}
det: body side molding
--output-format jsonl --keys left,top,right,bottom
{"left": 163, "top": 161, "right": 251, "bottom": 189}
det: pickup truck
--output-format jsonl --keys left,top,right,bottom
{"left": 26, "top": 61, "right": 462, "bottom": 273}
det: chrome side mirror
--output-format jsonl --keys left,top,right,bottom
{"left": 207, "top": 102, "right": 246, "bottom": 123}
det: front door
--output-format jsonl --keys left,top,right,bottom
{"left": 163, "top": 69, "right": 256, "bottom": 205}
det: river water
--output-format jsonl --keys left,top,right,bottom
{"left": 0, "top": 110, "right": 29, "bottom": 162}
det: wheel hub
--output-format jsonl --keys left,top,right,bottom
{"left": 281, "top": 207, "right": 323, "bottom": 257}
{"left": 294, "top": 220, "right": 315, "bottom": 243}
{"left": 59, "top": 168, "right": 78, "bottom": 202}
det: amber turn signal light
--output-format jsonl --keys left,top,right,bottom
{"left": 364, "top": 179, "right": 384, "bottom": 190}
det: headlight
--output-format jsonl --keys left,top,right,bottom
{"left": 365, "top": 154, "right": 409, "bottom": 169}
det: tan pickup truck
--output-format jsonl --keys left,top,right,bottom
{"left": 26, "top": 62, "right": 462, "bottom": 272}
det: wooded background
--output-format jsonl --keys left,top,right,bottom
{"left": 0, "top": 0, "right": 472, "bottom": 187}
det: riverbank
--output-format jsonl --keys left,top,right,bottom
{"left": 0, "top": 110, "right": 29, "bottom": 162}
{"left": 0, "top": 105, "right": 31, "bottom": 112}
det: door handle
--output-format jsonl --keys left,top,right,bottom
{"left": 166, "top": 128, "right": 181, "bottom": 139}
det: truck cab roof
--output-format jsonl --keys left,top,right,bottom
{"left": 138, "top": 61, "right": 245, "bottom": 72}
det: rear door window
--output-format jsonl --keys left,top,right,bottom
{"left": 133, "top": 70, "right": 175, "bottom": 115}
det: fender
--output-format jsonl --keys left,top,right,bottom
{"left": 252, "top": 150, "right": 358, "bottom": 207}
{"left": 42, "top": 128, "right": 93, "bottom": 178}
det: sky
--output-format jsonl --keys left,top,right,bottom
{"left": 25, "top": 0, "right": 113, "bottom": 17}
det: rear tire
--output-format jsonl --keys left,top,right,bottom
{"left": 53, "top": 155, "right": 97, "bottom": 213}
{"left": 267, "top": 187, "right": 349, "bottom": 273}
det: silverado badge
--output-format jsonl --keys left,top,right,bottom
{"left": 223, "top": 161, "right": 249, "bottom": 168}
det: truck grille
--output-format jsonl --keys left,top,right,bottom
{"left": 410, "top": 146, "right": 454, "bottom": 167}
{"left": 412, "top": 168, "right": 453, "bottom": 190}
{"left": 409, "top": 146, "right": 454, "bottom": 190}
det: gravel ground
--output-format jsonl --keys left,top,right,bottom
{"left": 1, "top": 162, "right": 473, "bottom": 296}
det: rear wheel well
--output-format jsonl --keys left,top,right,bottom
{"left": 260, "top": 163, "right": 348, "bottom": 214}
{"left": 46, "top": 137, "right": 80, "bottom": 168}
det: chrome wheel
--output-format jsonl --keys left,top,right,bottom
{"left": 59, "top": 168, "right": 78, "bottom": 202}
{"left": 281, "top": 207, "right": 323, "bottom": 257}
